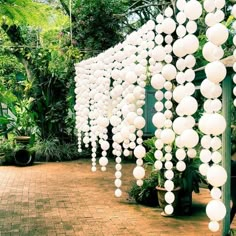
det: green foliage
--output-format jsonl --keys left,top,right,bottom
{"left": 31, "top": 138, "right": 90, "bottom": 162}
{"left": 128, "top": 171, "right": 159, "bottom": 207}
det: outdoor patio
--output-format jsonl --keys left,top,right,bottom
{"left": 0, "top": 158, "right": 235, "bottom": 236}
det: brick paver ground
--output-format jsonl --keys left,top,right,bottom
{"left": 0, "top": 158, "right": 235, "bottom": 236}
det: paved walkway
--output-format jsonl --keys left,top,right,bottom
{"left": 0, "top": 159, "right": 235, "bottom": 236}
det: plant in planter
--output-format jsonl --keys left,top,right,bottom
{"left": 128, "top": 171, "right": 159, "bottom": 207}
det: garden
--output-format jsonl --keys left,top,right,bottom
{"left": 0, "top": 0, "right": 236, "bottom": 235}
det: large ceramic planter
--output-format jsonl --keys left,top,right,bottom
{"left": 156, "top": 186, "right": 181, "bottom": 212}
{"left": 14, "top": 136, "right": 34, "bottom": 166}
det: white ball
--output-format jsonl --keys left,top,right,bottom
{"left": 125, "top": 71, "right": 137, "bottom": 84}
{"left": 178, "top": 96, "right": 198, "bottom": 116}
{"left": 164, "top": 180, "right": 174, "bottom": 191}
{"left": 201, "top": 135, "right": 212, "bottom": 149}
{"left": 200, "top": 149, "right": 212, "bottom": 163}
{"left": 214, "top": 10, "right": 225, "bottom": 23}
{"left": 115, "top": 188, "right": 122, "bottom": 197}
{"left": 134, "top": 116, "right": 146, "bottom": 129}
{"left": 206, "top": 200, "right": 226, "bottom": 221}
{"left": 162, "top": 64, "right": 177, "bottom": 81}
{"left": 209, "top": 113, "right": 226, "bottom": 136}
{"left": 134, "top": 145, "right": 146, "bottom": 159}
{"left": 172, "top": 38, "right": 186, "bottom": 58}
{"left": 214, "top": 0, "right": 225, "bottom": 9}
{"left": 181, "top": 129, "right": 199, "bottom": 148}
{"left": 186, "top": 21, "right": 197, "bottom": 34}
{"left": 199, "top": 163, "right": 210, "bottom": 176}
{"left": 152, "top": 46, "right": 166, "bottom": 61}
{"left": 185, "top": 55, "right": 196, "bottom": 68}
{"left": 164, "top": 204, "right": 174, "bottom": 215}
{"left": 154, "top": 160, "right": 163, "bottom": 170}
{"left": 184, "top": 0, "right": 202, "bottom": 20}
{"left": 101, "top": 140, "right": 110, "bottom": 151}
{"left": 211, "top": 187, "right": 222, "bottom": 199}
{"left": 151, "top": 74, "right": 165, "bottom": 90}
{"left": 176, "top": 25, "right": 186, "bottom": 38}
{"left": 176, "top": 58, "right": 186, "bottom": 71}
{"left": 205, "top": 61, "right": 226, "bottom": 83}
{"left": 152, "top": 112, "right": 166, "bottom": 128}
{"left": 133, "top": 166, "right": 145, "bottom": 179}
{"left": 204, "top": 0, "right": 215, "bottom": 12}
{"left": 176, "top": 11, "right": 186, "bottom": 24}
{"left": 187, "top": 149, "right": 197, "bottom": 158}
{"left": 165, "top": 191, "right": 175, "bottom": 204}
{"left": 176, "top": 160, "right": 186, "bottom": 171}
{"left": 207, "top": 165, "right": 227, "bottom": 187}
{"left": 176, "top": 148, "right": 186, "bottom": 161}
{"left": 160, "top": 129, "right": 175, "bottom": 144}
{"left": 232, "top": 4, "right": 236, "bottom": 18}
{"left": 115, "top": 178, "right": 122, "bottom": 188}
{"left": 173, "top": 117, "right": 191, "bottom": 135}
{"left": 202, "top": 42, "right": 224, "bottom": 62}
{"left": 211, "top": 136, "right": 222, "bottom": 150}
{"left": 162, "top": 18, "right": 176, "bottom": 35}
{"left": 207, "top": 23, "right": 229, "bottom": 46}
{"left": 208, "top": 221, "right": 220, "bottom": 232}
{"left": 211, "top": 151, "right": 222, "bottom": 163}
{"left": 205, "top": 13, "right": 217, "bottom": 27}
{"left": 183, "top": 34, "right": 199, "bottom": 54}
{"left": 164, "top": 7, "right": 173, "bottom": 17}
{"left": 173, "top": 85, "right": 186, "bottom": 103}
{"left": 200, "top": 79, "right": 222, "bottom": 99}
{"left": 176, "top": 0, "right": 186, "bottom": 11}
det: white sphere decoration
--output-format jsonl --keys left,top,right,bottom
{"left": 164, "top": 180, "right": 174, "bottom": 191}
{"left": 205, "top": 13, "right": 217, "bottom": 27}
{"left": 179, "top": 96, "right": 198, "bottom": 116}
{"left": 184, "top": 69, "right": 195, "bottom": 82}
{"left": 165, "top": 170, "right": 174, "bottom": 179}
{"left": 120, "top": 127, "right": 130, "bottom": 139}
{"left": 199, "top": 163, "right": 210, "bottom": 176}
{"left": 211, "top": 136, "right": 222, "bottom": 150}
{"left": 176, "top": 149, "right": 186, "bottom": 161}
{"left": 209, "top": 113, "right": 226, "bottom": 136}
{"left": 152, "top": 112, "right": 166, "bottom": 128}
{"left": 155, "top": 102, "right": 164, "bottom": 112}
{"left": 165, "top": 35, "right": 173, "bottom": 44}
{"left": 214, "top": 10, "right": 225, "bottom": 23}
{"left": 207, "top": 165, "right": 227, "bottom": 187}
{"left": 164, "top": 204, "right": 174, "bottom": 215}
{"left": 164, "top": 7, "right": 173, "bottom": 17}
{"left": 187, "top": 149, "right": 197, "bottom": 158}
{"left": 183, "top": 34, "right": 199, "bottom": 54}
{"left": 165, "top": 191, "right": 175, "bottom": 204}
{"left": 201, "top": 135, "right": 212, "bottom": 149}
{"left": 186, "top": 21, "right": 197, "bottom": 34}
{"left": 162, "top": 18, "right": 176, "bottom": 35}
{"left": 160, "top": 129, "right": 175, "bottom": 144}
{"left": 165, "top": 161, "right": 173, "bottom": 170}
{"left": 173, "top": 85, "right": 187, "bottom": 103}
{"left": 175, "top": 136, "right": 184, "bottom": 148}
{"left": 200, "top": 149, "right": 212, "bottom": 163}
{"left": 115, "top": 178, "right": 122, "bottom": 188}
{"left": 211, "top": 99, "right": 222, "bottom": 112}
{"left": 176, "top": 25, "right": 187, "bottom": 38}
{"left": 176, "top": 12, "right": 186, "bottom": 24}
{"left": 204, "top": 0, "right": 215, "bottom": 12}
{"left": 154, "top": 160, "right": 163, "bottom": 170}
{"left": 208, "top": 221, "right": 220, "bottom": 232}
{"left": 214, "top": 0, "right": 225, "bottom": 9}
{"left": 206, "top": 23, "right": 229, "bottom": 46}
{"left": 164, "top": 81, "right": 173, "bottom": 90}
{"left": 206, "top": 200, "right": 226, "bottom": 221}
{"left": 155, "top": 139, "right": 164, "bottom": 149}
{"left": 176, "top": 161, "right": 186, "bottom": 172}
{"left": 125, "top": 71, "right": 137, "bottom": 84}
{"left": 161, "top": 64, "right": 177, "bottom": 81}
{"left": 152, "top": 46, "right": 166, "bottom": 61}
{"left": 156, "top": 14, "right": 164, "bottom": 23}
{"left": 211, "top": 151, "right": 222, "bottom": 163}
{"left": 176, "top": 59, "right": 186, "bottom": 72}
{"left": 137, "top": 179, "right": 143, "bottom": 186}
{"left": 185, "top": 55, "right": 196, "bottom": 68}
{"left": 99, "top": 156, "right": 108, "bottom": 167}
{"left": 151, "top": 74, "right": 165, "bottom": 90}
{"left": 185, "top": 82, "right": 196, "bottom": 95}
{"left": 134, "top": 116, "right": 146, "bottom": 129}
{"left": 173, "top": 38, "right": 186, "bottom": 58}
{"left": 202, "top": 42, "right": 224, "bottom": 62}
{"left": 173, "top": 117, "right": 191, "bottom": 135}
{"left": 154, "top": 34, "right": 164, "bottom": 45}
{"left": 115, "top": 171, "right": 122, "bottom": 179}
{"left": 134, "top": 145, "right": 146, "bottom": 159}
{"left": 205, "top": 61, "right": 226, "bottom": 83}
{"left": 115, "top": 188, "right": 122, "bottom": 197}
{"left": 211, "top": 187, "right": 222, "bottom": 199}
{"left": 176, "top": 0, "right": 186, "bottom": 11}
{"left": 200, "top": 79, "right": 222, "bottom": 99}
{"left": 184, "top": 0, "right": 202, "bottom": 20}
{"left": 133, "top": 166, "right": 145, "bottom": 180}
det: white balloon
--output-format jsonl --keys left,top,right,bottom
{"left": 176, "top": 12, "right": 186, "bottom": 24}
{"left": 184, "top": 0, "right": 202, "bottom": 20}
{"left": 134, "top": 145, "right": 146, "bottom": 159}
{"left": 205, "top": 13, "right": 217, "bottom": 27}
{"left": 152, "top": 112, "right": 166, "bottom": 128}
{"left": 185, "top": 55, "right": 196, "bottom": 68}
{"left": 199, "top": 163, "right": 210, "bottom": 176}
{"left": 232, "top": 4, "right": 236, "bottom": 18}
{"left": 176, "top": 58, "right": 186, "bottom": 71}
{"left": 200, "top": 79, "right": 222, "bottom": 99}
{"left": 207, "top": 23, "right": 229, "bottom": 46}
{"left": 202, "top": 42, "right": 224, "bottom": 62}
{"left": 162, "top": 18, "right": 176, "bottom": 35}
{"left": 205, "top": 61, "right": 226, "bottom": 83}
{"left": 134, "top": 116, "right": 146, "bottom": 129}
{"left": 176, "top": 160, "right": 186, "bottom": 171}
{"left": 183, "top": 34, "right": 199, "bottom": 54}
{"left": 214, "top": 10, "right": 225, "bottom": 23}
{"left": 208, "top": 221, "right": 220, "bottom": 232}
{"left": 160, "top": 129, "right": 175, "bottom": 144}
{"left": 211, "top": 151, "right": 222, "bottom": 163}
{"left": 151, "top": 46, "right": 166, "bottom": 61}
{"left": 151, "top": 74, "right": 166, "bottom": 89}
{"left": 211, "top": 187, "right": 222, "bottom": 199}
{"left": 178, "top": 96, "right": 198, "bottom": 116}
{"left": 125, "top": 71, "right": 137, "bottom": 84}
{"left": 176, "top": 25, "right": 186, "bottom": 37}
{"left": 201, "top": 135, "right": 212, "bottom": 149}
{"left": 164, "top": 180, "right": 174, "bottom": 191}
{"left": 204, "top": 0, "right": 216, "bottom": 12}
{"left": 207, "top": 165, "right": 227, "bottom": 187}
{"left": 165, "top": 191, "right": 175, "bottom": 204}
{"left": 181, "top": 129, "right": 199, "bottom": 148}
{"left": 172, "top": 38, "right": 186, "bottom": 58}
{"left": 206, "top": 200, "right": 226, "bottom": 221}
{"left": 173, "top": 85, "right": 186, "bottom": 103}
{"left": 162, "top": 64, "right": 177, "bottom": 81}
{"left": 133, "top": 166, "right": 145, "bottom": 179}
{"left": 101, "top": 140, "right": 110, "bottom": 151}
{"left": 200, "top": 149, "right": 212, "bottom": 163}
{"left": 186, "top": 21, "right": 197, "bottom": 33}
{"left": 176, "top": 0, "right": 186, "bottom": 11}
{"left": 214, "top": 0, "right": 225, "bottom": 9}
{"left": 115, "top": 188, "right": 122, "bottom": 197}
{"left": 99, "top": 156, "right": 108, "bottom": 166}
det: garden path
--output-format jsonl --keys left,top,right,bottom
{"left": 0, "top": 158, "right": 234, "bottom": 236}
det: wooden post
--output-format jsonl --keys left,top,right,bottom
{"left": 222, "top": 74, "right": 232, "bottom": 236}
